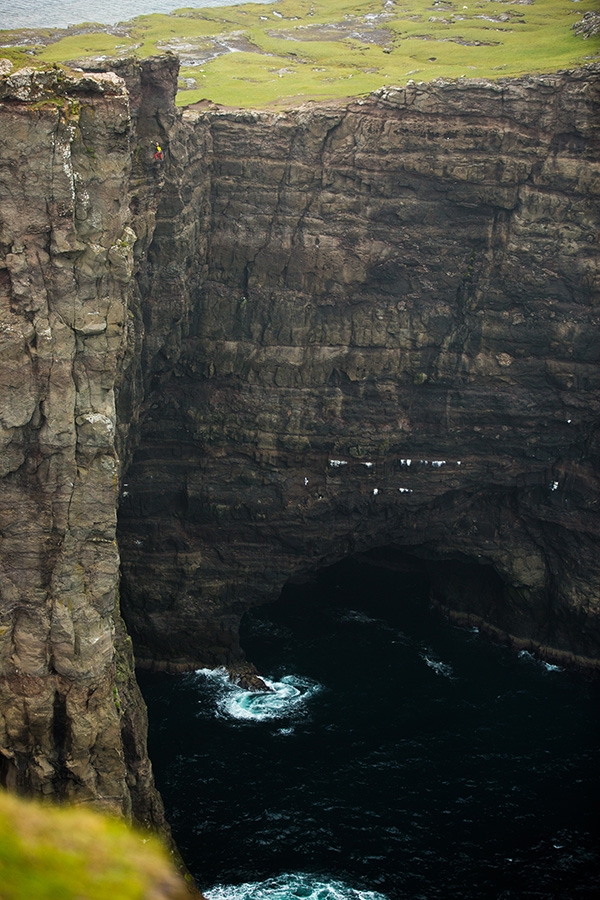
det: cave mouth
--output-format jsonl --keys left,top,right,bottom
{"left": 138, "top": 551, "right": 600, "bottom": 899}
{"left": 282, "top": 545, "right": 508, "bottom": 631}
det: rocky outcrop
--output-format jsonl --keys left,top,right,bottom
{"left": 0, "top": 57, "right": 176, "bottom": 829}
{"left": 118, "top": 65, "right": 600, "bottom": 673}
{"left": 1, "top": 56, "right": 599, "bottom": 825}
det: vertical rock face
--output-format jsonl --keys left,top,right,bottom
{"left": 1, "top": 56, "right": 600, "bottom": 822}
{"left": 119, "top": 66, "right": 600, "bottom": 672}
{"left": 0, "top": 58, "right": 176, "bottom": 827}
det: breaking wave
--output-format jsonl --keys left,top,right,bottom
{"left": 518, "top": 650, "right": 564, "bottom": 673}
{"left": 420, "top": 648, "right": 455, "bottom": 679}
{"left": 205, "top": 873, "right": 387, "bottom": 900}
{"left": 141, "top": 563, "right": 599, "bottom": 899}
{"left": 194, "top": 668, "right": 321, "bottom": 722}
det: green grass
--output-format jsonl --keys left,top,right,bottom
{"left": 36, "top": 32, "right": 126, "bottom": 63}
{"left": 0, "top": 790, "right": 190, "bottom": 900}
{"left": 1, "top": 0, "right": 598, "bottom": 108}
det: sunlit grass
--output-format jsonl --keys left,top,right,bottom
{"left": 129, "top": 12, "right": 228, "bottom": 56}
{"left": 34, "top": 32, "right": 126, "bottom": 64}
{"left": 180, "top": 50, "right": 386, "bottom": 108}
{"left": 2, "top": 0, "right": 597, "bottom": 108}
{"left": 0, "top": 791, "right": 190, "bottom": 900}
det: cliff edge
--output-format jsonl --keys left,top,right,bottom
{"left": 1, "top": 56, "right": 599, "bottom": 824}
{"left": 0, "top": 57, "right": 176, "bottom": 829}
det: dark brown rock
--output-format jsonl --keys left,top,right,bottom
{"left": 1, "top": 57, "right": 600, "bottom": 840}
{"left": 227, "top": 662, "right": 272, "bottom": 693}
{"left": 0, "top": 58, "right": 176, "bottom": 833}
{"left": 119, "top": 65, "right": 600, "bottom": 675}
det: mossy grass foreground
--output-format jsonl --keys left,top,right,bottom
{"left": 1, "top": 1, "right": 599, "bottom": 108}
{"left": 0, "top": 790, "right": 193, "bottom": 900}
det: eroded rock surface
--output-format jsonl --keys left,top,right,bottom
{"left": 1, "top": 58, "right": 600, "bottom": 824}
{"left": 118, "top": 66, "right": 600, "bottom": 673}
{"left": 0, "top": 57, "right": 176, "bottom": 829}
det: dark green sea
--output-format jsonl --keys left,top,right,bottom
{"left": 139, "top": 559, "right": 600, "bottom": 900}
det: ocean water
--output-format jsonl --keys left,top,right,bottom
{"left": 0, "top": 1, "right": 264, "bottom": 32}
{"left": 139, "top": 559, "right": 600, "bottom": 900}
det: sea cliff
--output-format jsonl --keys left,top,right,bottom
{"left": 0, "top": 56, "right": 177, "bottom": 829}
{"left": 1, "top": 56, "right": 599, "bottom": 816}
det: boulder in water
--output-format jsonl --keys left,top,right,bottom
{"left": 227, "top": 663, "right": 272, "bottom": 693}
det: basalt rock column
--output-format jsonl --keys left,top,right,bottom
{"left": 0, "top": 59, "right": 175, "bottom": 827}
{"left": 119, "top": 66, "right": 600, "bottom": 672}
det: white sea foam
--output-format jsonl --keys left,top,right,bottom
{"left": 205, "top": 873, "right": 388, "bottom": 900}
{"left": 195, "top": 666, "right": 230, "bottom": 682}
{"left": 194, "top": 668, "right": 321, "bottom": 722}
{"left": 420, "top": 651, "right": 455, "bottom": 679}
{"left": 340, "top": 610, "right": 381, "bottom": 625}
{"left": 222, "top": 677, "right": 315, "bottom": 721}
{"left": 518, "top": 650, "right": 563, "bottom": 673}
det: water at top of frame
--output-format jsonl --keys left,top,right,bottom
{"left": 0, "top": 1, "right": 271, "bottom": 32}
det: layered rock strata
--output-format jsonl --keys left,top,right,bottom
{"left": 118, "top": 66, "right": 600, "bottom": 672}
{"left": 0, "top": 57, "right": 176, "bottom": 829}
{"left": 1, "top": 57, "right": 600, "bottom": 824}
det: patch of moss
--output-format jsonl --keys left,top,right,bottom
{"left": 0, "top": 790, "right": 191, "bottom": 900}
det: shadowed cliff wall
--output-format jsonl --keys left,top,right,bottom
{"left": 118, "top": 66, "right": 600, "bottom": 672}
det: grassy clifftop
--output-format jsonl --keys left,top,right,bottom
{"left": 2, "top": 1, "right": 599, "bottom": 109}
